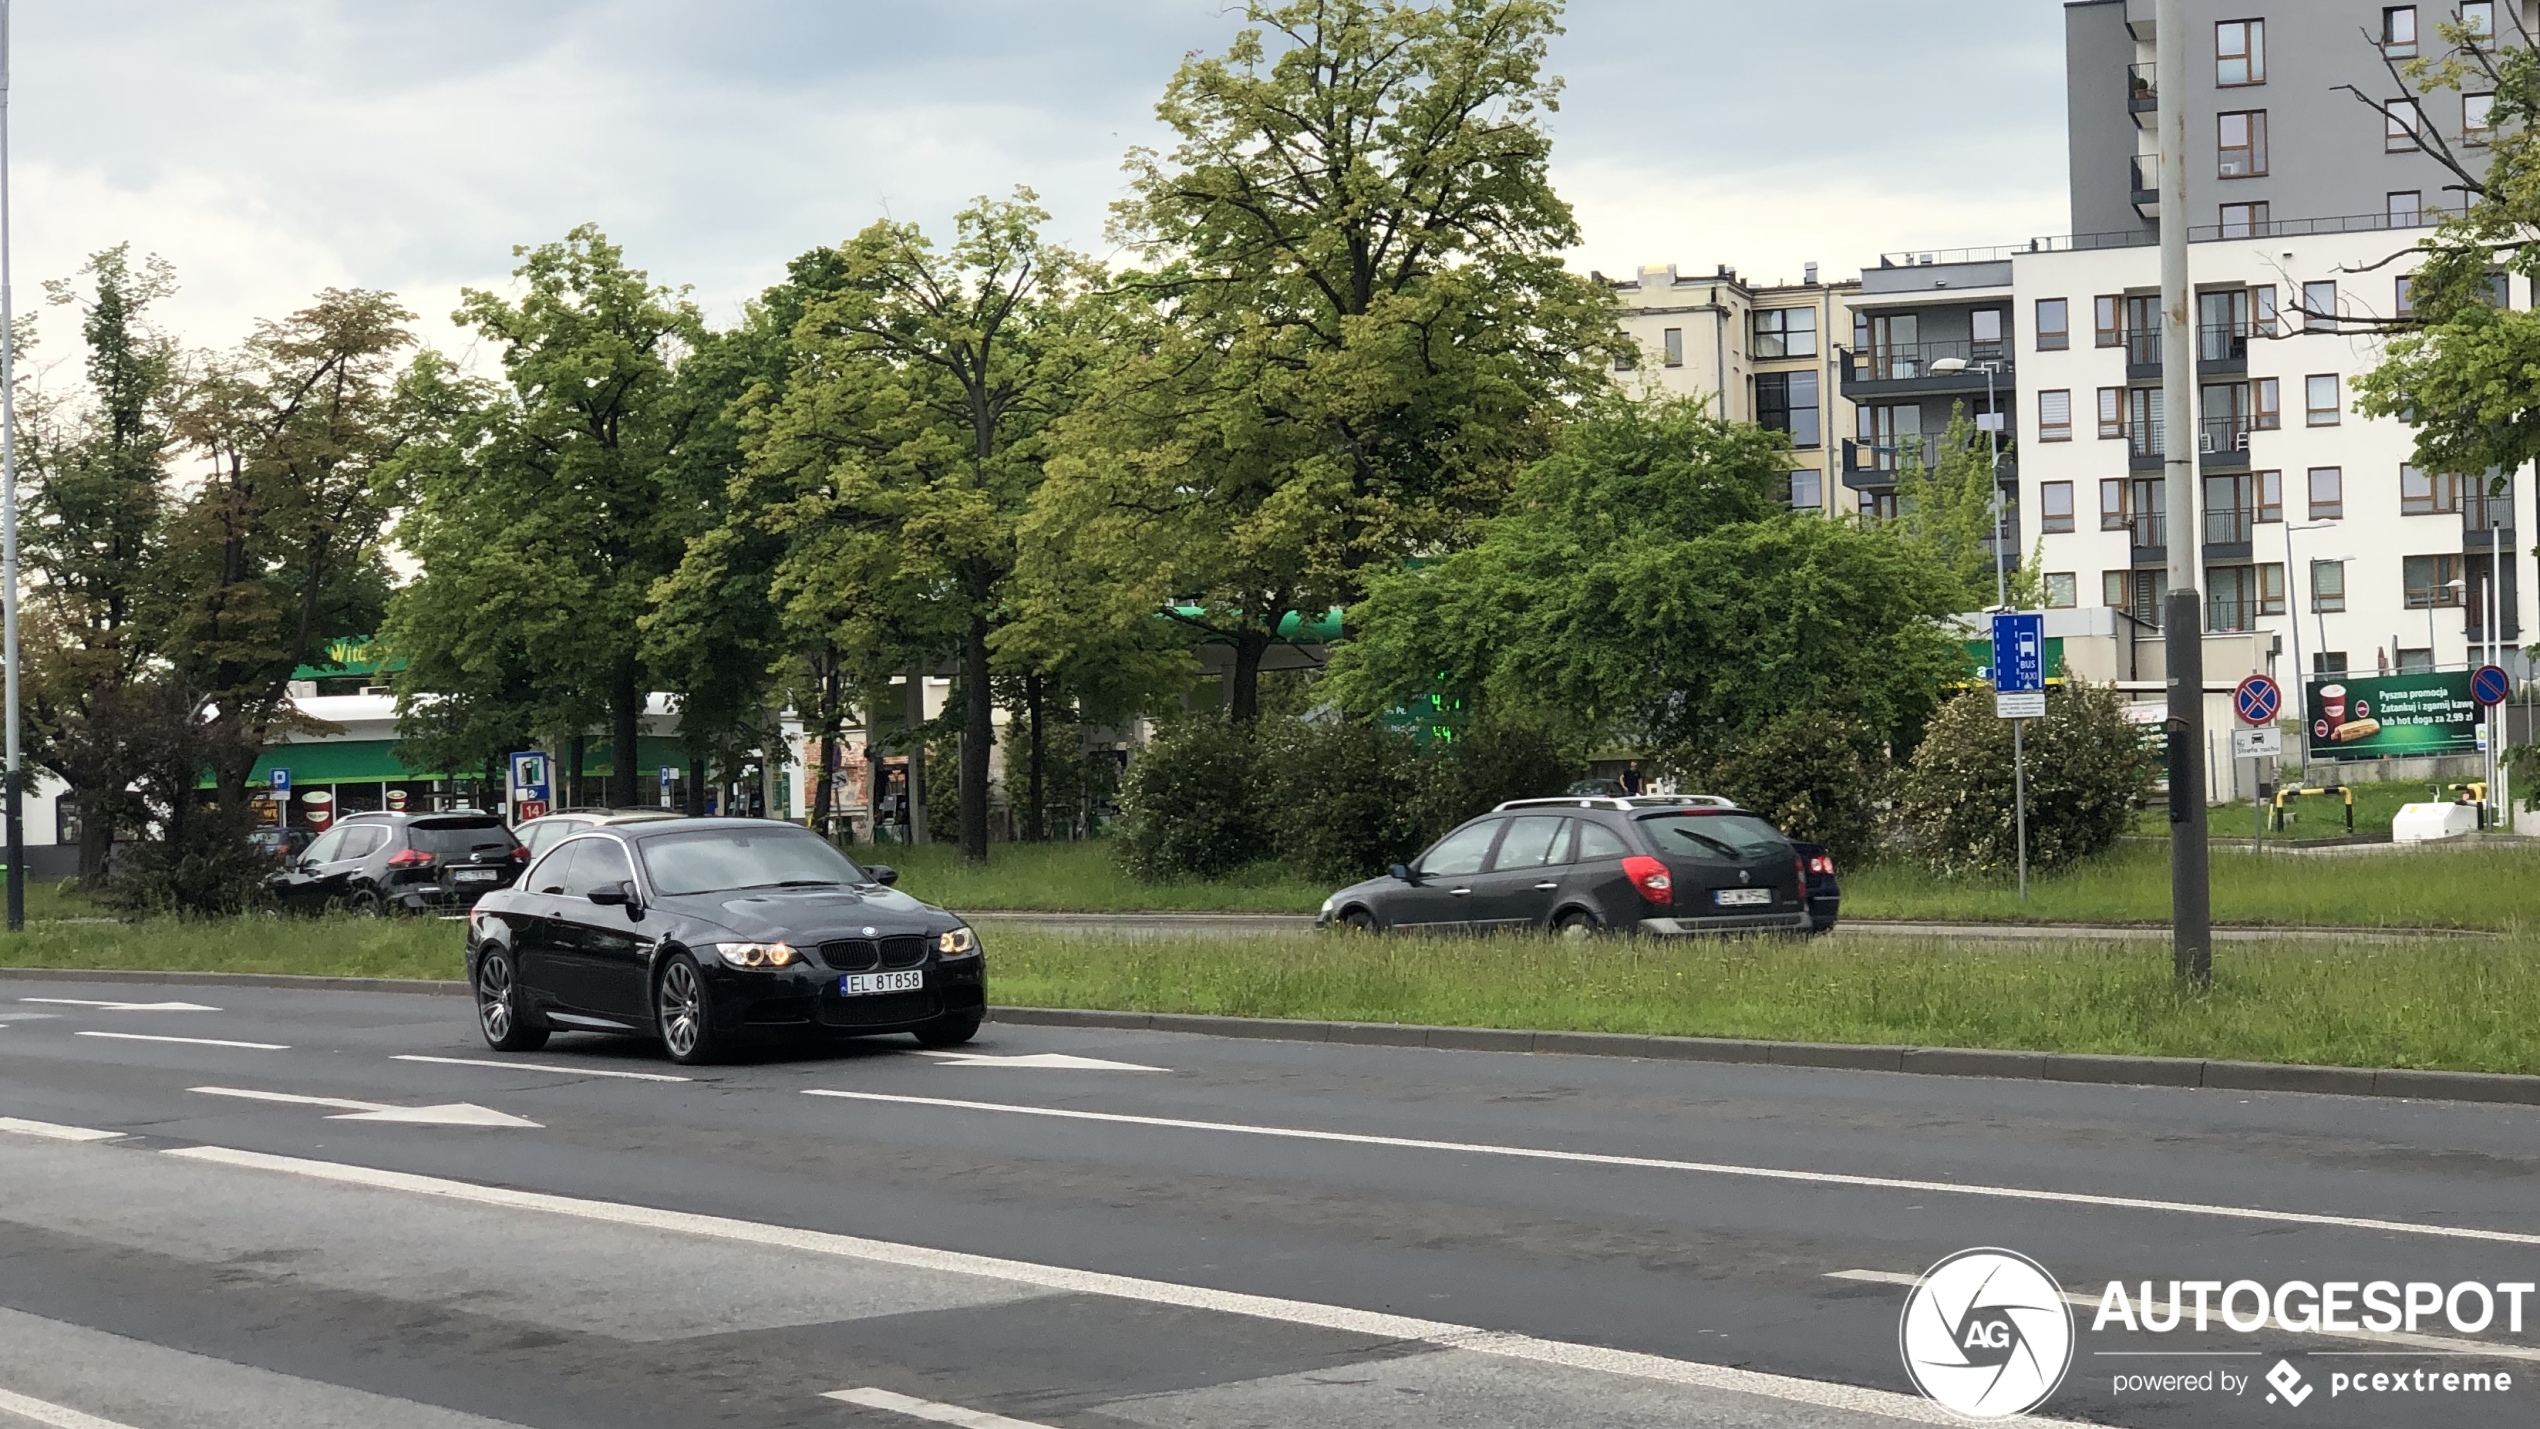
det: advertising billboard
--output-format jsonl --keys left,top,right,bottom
{"left": 2305, "top": 672, "right": 2481, "bottom": 761}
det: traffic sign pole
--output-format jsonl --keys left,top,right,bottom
{"left": 1992, "top": 612, "right": 2047, "bottom": 903}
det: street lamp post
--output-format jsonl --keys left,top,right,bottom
{"left": 1932, "top": 355, "right": 2027, "bottom": 900}
{"left": 2, "top": 0, "right": 22, "bottom": 934}
{"left": 2283, "top": 520, "right": 2338, "bottom": 769}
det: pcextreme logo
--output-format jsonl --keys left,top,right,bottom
{"left": 1900, "top": 1247, "right": 2076, "bottom": 1419}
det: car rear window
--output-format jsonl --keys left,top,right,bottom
{"left": 408, "top": 818, "right": 519, "bottom": 857}
{"left": 640, "top": 827, "right": 869, "bottom": 896}
{"left": 1636, "top": 812, "right": 1790, "bottom": 859}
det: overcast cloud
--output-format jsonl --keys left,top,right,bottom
{"left": 20, "top": 0, "right": 2067, "bottom": 362}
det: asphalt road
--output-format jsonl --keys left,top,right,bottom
{"left": 3, "top": 974, "right": 2538, "bottom": 1428}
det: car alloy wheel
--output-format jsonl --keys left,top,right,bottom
{"left": 1556, "top": 911, "right": 1599, "bottom": 941}
{"left": 1340, "top": 908, "right": 1378, "bottom": 934}
{"left": 475, "top": 950, "right": 547, "bottom": 1052}
{"left": 655, "top": 954, "right": 718, "bottom": 1064}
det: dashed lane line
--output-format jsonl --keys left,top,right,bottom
{"left": 74, "top": 1032, "right": 287, "bottom": 1051}
{"left": 0, "top": 1118, "right": 120, "bottom": 1143}
{"left": 0, "top": 1385, "right": 141, "bottom": 1429}
{"left": 823, "top": 1387, "right": 1059, "bottom": 1428}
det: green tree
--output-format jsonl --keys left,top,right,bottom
{"left": 731, "top": 193, "right": 1101, "bottom": 860}
{"left": 1023, "top": 0, "right": 1617, "bottom": 722}
{"left": 1890, "top": 404, "right": 2035, "bottom": 612}
{"left": 1326, "top": 392, "right": 1962, "bottom": 837}
{"left": 21, "top": 246, "right": 183, "bottom": 878}
{"left": 1892, "top": 680, "right": 2156, "bottom": 878}
{"left": 385, "top": 227, "right": 705, "bottom": 807}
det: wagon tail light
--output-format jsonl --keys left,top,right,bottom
{"left": 1621, "top": 855, "right": 1673, "bottom": 906}
{"left": 510, "top": 845, "right": 532, "bottom": 862}
{"left": 387, "top": 848, "right": 434, "bottom": 870}
{"left": 1807, "top": 854, "right": 1836, "bottom": 876}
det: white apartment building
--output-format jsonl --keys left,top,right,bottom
{"left": 2012, "top": 229, "right": 2525, "bottom": 684}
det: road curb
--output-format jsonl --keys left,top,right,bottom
{"left": 985, "top": 1006, "right": 2540, "bottom": 1106}
{"left": 5, "top": 965, "right": 2529, "bottom": 1106}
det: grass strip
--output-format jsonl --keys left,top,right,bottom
{"left": 986, "top": 926, "right": 2540, "bottom": 1076}
{"left": 0, "top": 915, "right": 459, "bottom": 981}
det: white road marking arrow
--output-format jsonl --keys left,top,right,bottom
{"left": 188, "top": 1085, "right": 541, "bottom": 1128}
{"left": 20, "top": 998, "right": 222, "bottom": 1012}
{"left": 920, "top": 1051, "right": 1166, "bottom": 1072}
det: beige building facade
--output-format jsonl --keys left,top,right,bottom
{"left": 1605, "top": 264, "right": 1859, "bottom": 515}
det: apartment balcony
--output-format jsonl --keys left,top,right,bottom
{"left": 2131, "top": 153, "right": 2160, "bottom": 219}
{"left": 2126, "top": 330, "right": 2162, "bottom": 380}
{"left": 2464, "top": 490, "right": 2515, "bottom": 546}
{"left": 2127, "top": 513, "right": 2167, "bottom": 564}
{"left": 1840, "top": 435, "right": 2018, "bottom": 488}
{"left": 1836, "top": 341, "right": 2014, "bottom": 401}
{"left": 2198, "top": 321, "right": 2252, "bottom": 375}
{"left": 2203, "top": 507, "right": 2255, "bottom": 561}
{"left": 2122, "top": 417, "right": 2253, "bottom": 471}
{"left": 2129, "top": 63, "right": 2158, "bottom": 129}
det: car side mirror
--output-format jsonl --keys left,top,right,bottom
{"left": 1389, "top": 863, "right": 1415, "bottom": 883}
{"left": 867, "top": 865, "right": 899, "bottom": 887}
{"left": 587, "top": 882, "right": 633, "bottom": 907}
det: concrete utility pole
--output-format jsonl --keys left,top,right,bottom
{"left": 2158, "top": 0, "right": 2211, "bottom": 985}
{"left": 1, "top": 0, "right": 22, "bottom": 934}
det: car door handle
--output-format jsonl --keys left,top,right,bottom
{"left": 1449, "top": 887, "right": 1474, "bottom": 897}
{"left": 1533, "top": 881, "right": 1559, "bottom": 891}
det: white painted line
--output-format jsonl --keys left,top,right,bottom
{"left": 76, "top": 1032, "right": 287, "bottom": 1051}
{"left": 188, "top": 1086, "right": 541, "bottom": 1128}
{"left": 392, "top": 1054, "right": 689, "bottom": 1083}
{"left": 822, "top": 1387, "right": 1057, "bottom": 1429}
{"left": 20, "top": 998, "right": 221, "bottom": 1012}
{"left": 920, "top": 1052, "right": 1166, "bottom": 1072}
{"left": 162, "top": 1143, "right": 2095, "bottom": 1428}
{"left": 1827, "top": 1270, "right": 2540, "bottom": 1363}
{"left": 799, "top": 1089, "right": 2540, "bottom": 1250}
{"left": 0, "top": 1384, "right": 143, "bottom": 1429}
{"left": 0, "top": 1117, "right": 121, "bottom": 1143}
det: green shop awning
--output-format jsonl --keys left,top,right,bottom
{"left": 240, "top": 741, "right": 450, "bottom": 786}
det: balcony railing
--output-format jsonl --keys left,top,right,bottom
{"left": 2199, "top": 415, "right": 2253, "bottom": 454}
{"left": 1844, "top": 340, "right": 2012, "bottom": 383}
{"left": 2129, "top": 62, "right": 2158, "bottom": 117}
{"left": 2205, "top": 507, "right": 2255, "bottom": 545}
{"left": 2128, "top": 422, "right": 2166, "bottom": 460}
{"left": 2208, "top": 596, "right": 2262, "bottom": 634}
{"left": 2128, "top": 513, "right": 2167, "bottom": 549}
{"left": 2198, "top": 322, "right": 2254, "bottom": 363}
{"left": 2127, "top": 330, "right": 2162, "bottom": 367}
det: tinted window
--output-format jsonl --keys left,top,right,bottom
{"left": 302, "top": 827, "right": 349, "bottom": 864}
{"left": 639, "top": 827, "right": 867, "bottom": 896}
{"left": 1576, "top": 822, "right": 1630, "bottom": 861}
{"left": 1638, "top": 813, "right": 1791, "bottom": 859}
{"left": 338, "top": 825, "right": 390, "bottom": 859}
{"left": 561, "top": 838, "right": 634, "bottom": 897}
{"left": 1489, "top": 816, "right": 1571, "bottom": 871}
{"left": 527, "top": 841, "right": 580, "bottom": 896}
{"left": 521, "top": 818, "right": 589, "bottom": 857}
{"left": 1417, "top": 820, "right": 1501, "bottom": 878}
{"left": 409, "top": 817, "right": 517, "bottom": 858}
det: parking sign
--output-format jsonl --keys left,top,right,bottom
{"left": 269, "top": 767, "right": 291, "bottom": 795}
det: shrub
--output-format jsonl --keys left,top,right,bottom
{"left": 1260, "top": 718, "right": 1436, "bottom": 884}
{"left": 1692, "top": 711, "right": 1893, "bottom": 864}
{"left": 1892, "top": 678, "right": 2155, "bottom": 877}
{"left": 1419, "top": 720, "right": 1584, "bottom": 834}
{"left": 1113, "top": 715, "right": 1268, "bottom": 879}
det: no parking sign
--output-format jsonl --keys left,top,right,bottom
{"left": 2234, "top": 675, "right": 2282, "bottom": 727}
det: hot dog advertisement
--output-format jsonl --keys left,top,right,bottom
{"left": 2306, "top": 672, "right": 2480, "bottom": 761}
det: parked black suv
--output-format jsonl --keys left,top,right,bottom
{"left": 267, "top": 811, "right": 527, "bottom": 915}
{"left": 1316, "top": 796, "right": 1832, "bottom": 937}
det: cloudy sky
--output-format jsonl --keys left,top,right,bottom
{"left": 23, "top": 0, "right": 2067, "bottom": 364}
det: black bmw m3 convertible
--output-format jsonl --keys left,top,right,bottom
{"left": 464, "top": 819, "right": 985, "bottom": 1065}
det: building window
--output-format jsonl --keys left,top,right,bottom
{"left": 1861, "top": 489, "right": 1900, "bottom": 522}
{"left": 2220, "top": 202, "right": 2270, "bottom": 238}
{"left": 2256, "top": 469, "right": 2282, "bottom": 523}
{"left": 2389, "top": 191, "right": 2423, "bottom": 229}
{"left": 2305, "top": 374, "right": 2341, "bottom": 426}
{"left": 2253, "top": 377, "right": 2280, "bottom": 430}
{"left": 2217, "top": 19, "right": 2265, "bottom": 86}
{"left": 2401, "top": 464, "right": 2462, "bottom": 515}
{"left": 2107, "top": 569, "right": 2168, "bottom": 626}
{"left": 2219, "top": 111, "right": 2269, "bottom": 177}
{"left": 2396, "top": 276, "right": 2415, "bottom": 320}
{"left": 1662, "top": 328, "right": 1684, "bottom": 367}
{"left": 1789, "top": 468, "right": 1822, "bottom": 512}
{"left": 2251, "top": 284, "right": 2278, "bottom": 335}
{"left": 2387, "top": 99, "right": 2423, "bottom": 151}
{"left": 2208, "top": 565, "right": 2287, "bottom": 631}
{"left": 2312, "top": 560, "right": 2348, "bottom": 613}
{"left": 1756, "top": 371, "right": 1821, "bottom": 448}
{"left": 2100, "top": 479, "right": 2130, "bottom": 531}
{"left": 2405, "top": 552, "right": 2466, "bottom": 607}
{"left": 1859, "top": 403, "right": 1921, "bottom": 470}
{"left": 2302, "top": 281, "right": 2339, "bottom": 332}
{"left": 2397, "top": 647, "right": 2436, "bottom": 672}
{"left": 2045, "top": 573, "right": 2078, "bottom": 609}
{"left": 2036, "top": 298, "right": 2070, "bottom": 351}
{"left": 2041, "top": 481, "right": 2076, "bottom": 534}
{"left": 2316, "top": 652, "right": 2350, "bottom": 675}
{"left": 1972, "top": 309, "right": 2005, "bottom": 360}
{"left": 2467, "top": 92, "right": 2496, "bottom": 144}
{"left": 2094, "top": 295, "right": 2122, "bottom": 348}
{"left": 2038, "top": 390, "right": 2073, "bottom": 442}
{"left": 2308, "top": 466, "right": 2344, "bottom": 520}
{"left": 2384, "top": 6, "right": 2418, "bottom": 58}
{"left": 2465, "top": 2, "right": 2495, "bottom": 38}
{"left": 1753, "top": 307, "right": 1817, "bottom": 359}
{"left": 2097, "top": 387, "right": 2124, "bottom": 440}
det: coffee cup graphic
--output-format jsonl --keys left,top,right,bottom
{"left": 2315, "top": 684, "right": 2347, "bottom": 740}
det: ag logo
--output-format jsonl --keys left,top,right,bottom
{"left": 1899, "top": 1248, "right": 2074, "bottom": 1418}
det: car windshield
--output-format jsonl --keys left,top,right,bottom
{"left": 1637, "top": 812, "right": 1791, "bottom": 859}
{"left": 639, "top": 827, "right": 868, "bottom": 896}
{"left": 408, "top": 818, "right": 517, "bottom": 858}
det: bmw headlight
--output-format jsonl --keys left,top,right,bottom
{"left": 937, "top": 926, "right": 980, "bottom": 960}
{"left": 712, "top": 941, "right": 800, "bottom": 969}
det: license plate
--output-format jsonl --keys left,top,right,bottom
{"left": 1713, "top": 888, "right": 1773, "bottom": 907}
{"left": 841, "top": 970, "right": 924, "bottom": 997}
{"left": 453, "top": 869, "right": 498, "bottom": 883}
